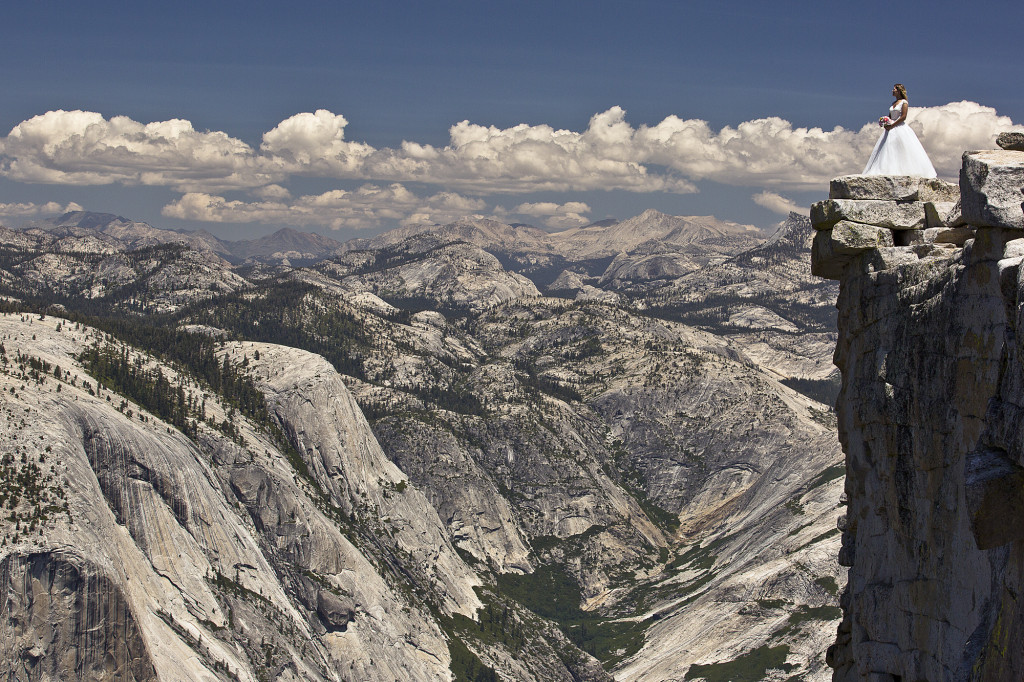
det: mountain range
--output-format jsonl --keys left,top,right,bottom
{"left": 0, "top": 207, "right": 843, "bottom": 681}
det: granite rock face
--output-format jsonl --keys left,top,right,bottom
{"left": 960, "top": 150, "right": 1024, "bottom": 229}
{"left": 0, "top": 317, "right": 470, "bottom": 681}
{"left": 814, "top": 161, "right": 1024, "bottom": 681}
{"left": 0, "top": 552, "right": 157, "bottom": 681}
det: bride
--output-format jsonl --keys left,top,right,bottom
{"left": 862, "top": 84, "right": 937, "bottom": 177}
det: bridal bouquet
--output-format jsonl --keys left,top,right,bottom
{"left": 878, "top": 116, "right": 892, "bottom": 127}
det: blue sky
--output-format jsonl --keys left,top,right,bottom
{"left": 1, "top": 0, "right": 1021, "bottom": 239}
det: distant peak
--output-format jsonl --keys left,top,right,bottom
{"left": 57, "top": 211, "right": 130, "bottom": 229}
{"left": 637, "top": 208, "right": 669, "bottom": 218}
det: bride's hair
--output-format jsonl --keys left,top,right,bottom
{"left": 894, "top": 83, "right": 908, "bottom": 101}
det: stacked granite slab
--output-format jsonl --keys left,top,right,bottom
{"left": 812, "top": 150, "right": 1024, "bottom": 280}
{"left": 810, "top": 175, "right": 961, "bottom": 279}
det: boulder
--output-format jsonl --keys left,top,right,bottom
{"left": 996, "top": 132, "right": 1024, "bottom": 152}
{"left": 917, "top": 178, "right": 962, "bottom": 203}
{"left": 811, "top": 222, "right": 894, "bottom": 279}
{"left": 316, "top": 590, "right": 356, "bottom": 632}
{"left": 830, "top": 220, "right": 895, "bottom": 255}
{"left": 811, "top": 229, "right": 848, "bottom": 280}
{"left": 1005, "top": 238, "right": 1024, "bottom": 259}
{"left": 943, "top": 197, "right": 966, "bottom": 227}
{"left": 811, "top": 199, "right": 926, "bottom": 231}
{"left": 959, "top": 150, "right": 1024, "bottom": 229}
{"left": 829, "top": 175, "right": 959, "bottom": 202}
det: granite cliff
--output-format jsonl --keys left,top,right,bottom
{"left": 812, "top": 150, "right": 1024, "bottom": 681}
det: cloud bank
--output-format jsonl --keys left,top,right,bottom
{"left": 513, "top": 201, "right": 592, "bottom": 228}
{"left": 1, "top": 102, "right": 1018, "bottom": 229}
{"left": 162, "top": 184, "right": 488, "bottom": 230}
{"left": 0, "top": 200, "right": 83, "bottom": 218}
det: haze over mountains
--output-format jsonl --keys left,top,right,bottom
{"left": 13, "top": 211, "right": 346, "bottom": 263}
{"left": 14, "top": 208, "right": 766, "bottom": 265}
{"left": 0, "top": 206, "right": 843, "bottom": 681}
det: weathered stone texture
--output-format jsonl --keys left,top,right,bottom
{"left": 811, "top": 199, "right": 927, "bottom": 231}
{"left": 0, "top": 553, "right": 158, "bottom": 682}
{"left": 925, "top": 226, "right": 975, "bottom": 246}
{"left": 824, "top": 211, "right": 1024, "bottom": 681}
{"left": 965, "top": 448, "right": 1024, "bottom": 550}
{"left": 925, "top": 201, "right": 959, "bottom": 227}
{"left": 811, "top": 223, "right": 896, "bottom": 279}
{"left": 996, "top": 131, "right": 1024, "bottom": 152}
{"left": 830, "top": 175, "right": 960, "bottom": 202}
{"left": 960, "top": 150, "right": 1024, "bottom": 230}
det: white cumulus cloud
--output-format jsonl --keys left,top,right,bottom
{"left": 906, "top": 100, "right": 1019, "bottom": 175}
{"left": 0, "top": 200, "right": 83, "bottom": 218}
{"left": 2, "top": 102, "right": 1019, "bottom": 230}
{"left": 514, "top": 201, "right": 592, "bottom": 228}
{"left": 162, "top": 183, "right": 487, "bottom": 231}
{"left": 251, "top": 184, "right": 292, "bottom": 200}
{"left": 260, "top": 110, "right": 376, "bottom": 176}
{"left": 0, "top": 109, "right": 273, "bottom": 191}
{"left": 751, "top": 191, "right": 806, "bottom": 215}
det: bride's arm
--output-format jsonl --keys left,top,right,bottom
{"left": 885, "top": 101, "right": 909, "bottom": 129}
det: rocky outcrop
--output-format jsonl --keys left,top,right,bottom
{"left": 229, "top": 341, "right": 484, "bottom": 617}
{"left": 811, "top": 175, "right": 964, "bottom": 280}
{"left": 0, "top": 316, "right": 459, "bottom": 681}
{"left": 959, "top": 150, "right": 1024, "bottom": 229}
{"left": 598, "top": 251, "right": 699, "bottom": 287}
{"left": 996, "top": 132, "right": 1024, "bottom": 152}
{"left": 325, "top": 238, "right": 541, "bottom": 311}
{"left": 813, "top": 152, "right": 1024, "bottom": 681}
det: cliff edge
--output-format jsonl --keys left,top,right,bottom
{"left": 812, "top": 151, "right": 1024, "bottom": 681}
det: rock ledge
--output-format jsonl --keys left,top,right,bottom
{"left": 816, "top": 153, "right": 1024, "bottom": 681}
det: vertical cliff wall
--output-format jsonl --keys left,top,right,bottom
{"left": 812, "top": 151, "right": 1024, "bottom": 681}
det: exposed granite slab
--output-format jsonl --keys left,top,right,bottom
{"left": 811, "top": 198, "right": 927, "bottom": 231}
{"left": 826, "top": 229, "right": 1024, "bottom": 681}
{"left": 960, "top": 150, "right": 1024, "bottom": 229}
{"left": 811, "top": 222, "right": 896, "bottom": 280}
{"left": 829, "top": 175, "right": 959, "bottom": 202}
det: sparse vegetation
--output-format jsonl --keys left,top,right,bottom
{"left": 684, "top": 644, "right": 793, "bottom": 681}
{"left": 781, "top": 375, "right": 841, "bottom": 406}
{"left": 771, "top": 604, "right": 844, "bottom": 640}
{"left": 784, "top": 497, "right": 806, "bottom": 516}
{"left": 815, "top": 576, "right": 840, "bottom": 596}
{"left": 447, "top": 635, "right": 498, "bottom": 682}
{"left": 496, "top": 563, "right": 648, "bottom": 668}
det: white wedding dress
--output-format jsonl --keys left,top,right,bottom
{"left": 862, "top": 100, "right": 937, "bottom": 177}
